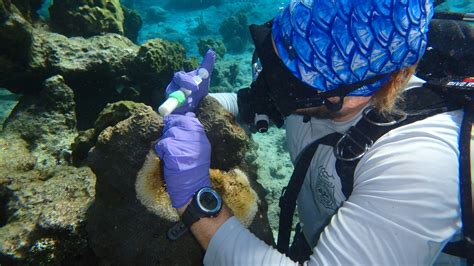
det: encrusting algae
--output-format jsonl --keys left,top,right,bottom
{"left": 136, "top": 150, "right": 259, "bottom": 226}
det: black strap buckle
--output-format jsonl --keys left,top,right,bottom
{"left": 334, "top": 126, "right": 373, "bottom": 162}
{"left": 167, "top": 221, "right": 188, "bottom": 241}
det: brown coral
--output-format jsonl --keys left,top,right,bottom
{"left": 196, "top": 96, "right": 250, "bottom": 170}
{"left": 209, "top": 168, "right": 258, "bottom": 226}
{"left": 136, "top": 150, "right": 258, "bottom": 226}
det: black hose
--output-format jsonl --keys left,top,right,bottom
{"left": 434, "top": 12, "right": 474, "bottom": 22}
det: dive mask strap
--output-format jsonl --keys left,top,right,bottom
{"left": 250, "top": 21, "right": 391, "bottom": 115}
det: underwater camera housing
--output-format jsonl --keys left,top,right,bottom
{"left": 237, "top": 74, "right": 285, "bottom": 133}
{"left": 238, "top": 21, "right": 389, "bottom": 133}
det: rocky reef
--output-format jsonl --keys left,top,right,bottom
{"left": 0, "top": 1, "right": 274, "bottom": 264}
{"left": 83, "top": 98, "right": 272, "bottom": 265}
{"left": 34, "top": 0, "right": 143, "bottom": 43}
{"left": 3, "top": 75, "right": 77, "bottom": 167}
{"left": 0, "top": 74, "right": 96, "bottom": 264}
{"left": 49, "top": 0, "right": 125, "bottom": 37}
{"left": 198, "top": 38, "right": 226, "bottom": 59}
{"left": 219, "top": 11, "right": 251, "bottom": 53}
{"left": 0, "top": 0, "right": 192, "bottom": 129}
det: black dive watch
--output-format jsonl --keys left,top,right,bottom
{"left": 181, "top": 187, "right": 223, "bottom": 228}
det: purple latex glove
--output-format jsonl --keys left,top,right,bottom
{"left": 165, "top": 49, "right": 216, "bottom": 114}
{"left": 155, "top": 112, "right": 211, "bottom": 208}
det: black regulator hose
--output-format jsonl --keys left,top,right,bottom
{"left": 434, "top": 12, "right": 474, "bottom": 22}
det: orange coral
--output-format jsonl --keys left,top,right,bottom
{"left": 135, "top": 150, "right": 259, "bottom": 226}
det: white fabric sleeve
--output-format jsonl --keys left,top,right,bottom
{"left": 208, "top": 93, "right": 238, "bottom": 116}
{"left": 204, "top": 217, "right": 298, "bottom": 266}
{"left": 204, "top": 111, "right": 463, "bottom": 266}
{"left": 307, "top": 111, "right": 463, "bottom": 265}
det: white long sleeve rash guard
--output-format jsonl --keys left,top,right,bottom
{"left": 205, "top": 78, "right": 464, "bottom": 265}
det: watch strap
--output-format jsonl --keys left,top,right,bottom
{"left": 181, "top": 198, "right": 202, "bottom": 228}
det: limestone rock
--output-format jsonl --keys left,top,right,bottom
{"left": 87, "top": 107, "right": 184, "bottom": 265}
{"left": 0, "top": 0, "right": 34, "bottom": 91}
{"left": 1, "top": 28, "right": 138, "bottom": 96}
{"left": 32, "top": 32, "right": 137, "bottom": 79}
{"left": 196, "top": 96, "right": 250, "bottom": 170}
{"left": 133, "top": 38, "right": 185, "bottom": 88}
{"left": 210, "top": 59, "right": 243, "bottom": 92}
{"left": 94, "top": 101, "right": 150, "bottom": 133}
{"left": 0, "top": 135, "right": 36, "bottom": 175}
{"left": 198, "top": 38, "right": 226, "bottom": 58}
{"left": 72, "top": 101, "right": 150, "bottom": 165}
{"left": 86, "top": 102, "right": 272, "bottom": 265}
{"left": 49, "top": 0, "right": 125, "bottom": 37}
{"left": 219, "top": 11, "right": 251, "bottom": 53}
{"left": 26, "top": 30, "right": 140, "bottom": 127}
{"left": 122, "top": 5, "right": 142, "bottom": 43}
{"left": 3, "top": 75, "right": 77, "bottom": 167}
{"left": 71, "top": 128, "right": 97, "bottom": 166}
{"left": 0, "top": 166, "right": 96, "bottom": 264}
{"left": 132, "top": 38, "right": 187, "bottom": 105}
{"left": 1, "top": 25, "right": 188, "bottom": 127}
{"left": 1, "top": 6, "right": 189, "bottom": 128}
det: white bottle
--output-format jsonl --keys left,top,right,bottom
{"left": 158, "top": 68, "right": 210, "bottom": 116}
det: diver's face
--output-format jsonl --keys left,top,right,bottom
{"left": 294, "top": 96, "right": 372, "bottom": 121}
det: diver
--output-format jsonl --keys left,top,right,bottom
{"left": 155, "top": 0, "right": 473, "bottom": 265}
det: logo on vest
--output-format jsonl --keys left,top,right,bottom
{"left": 315, "top": 166, "right": 338, "bottom": 211}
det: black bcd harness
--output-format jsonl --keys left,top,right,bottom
{"left": 277, "top": 79, "right": 474, "bottom": 264}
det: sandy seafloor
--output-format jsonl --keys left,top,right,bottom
{"left": 1, "top": 0, "right": 472, "bottom": 239}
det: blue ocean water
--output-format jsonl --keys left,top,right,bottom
{"left": 111, "top": 0, "right": 471, "bottom": 238}
{"left": 0, "top": 1, "right": 472, "bottom": 264}
{"left": 30, "top": 0, "right": 474, "bottom": 97}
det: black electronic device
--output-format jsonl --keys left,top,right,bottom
{"left": 181, "top": 187, "right": 222, "bottom": 228}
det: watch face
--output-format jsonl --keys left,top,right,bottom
{"left": 200, "top": 191, "right": 218, "bottom": 210}
{"left": 196, "top": 187, "right": 222, "bottom": 215}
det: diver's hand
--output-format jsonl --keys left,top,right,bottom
{"left": 165, "top": 49, "right": 216, "bottom": 114}
{"left": 154, "top": 112, "right": 211, "bottom": 208}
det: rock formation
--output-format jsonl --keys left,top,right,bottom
{"left": 219, "top": 11, "right": 251, "bottom": 53}
{"left": 1, "top": 23, "right": 188, "bottom": 128}
{"left": 198, "top": 38, "right": 226, "bottom": 59}
{"left": 196, "top": 96, "right": 249, "bottom": 170}
{"left": 49, "top": 0, "right": 125, "bottom": 37}
{"left": 48, "top": 0, "right": 143, "bottom": 43}
{"left": 0, "top": 1, "right": 274, "bottom": 264}
{"left": 85, "top": 99, "right": 273, "bottom": 265}
{"left": 0, "top": 74, "right": 97, "bottom": 265}
{"left": 3, "top": 75, "right": 77, "bottom": 167}
{"left": 122, "top": 5, "right": 142, "bottom": 43}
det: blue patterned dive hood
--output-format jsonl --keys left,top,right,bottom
{"left": 272, "top": 0, "right": 434, "bottom": 96}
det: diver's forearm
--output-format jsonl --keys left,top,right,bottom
{"left": 178, "top": 203, "right": 233, "bottom": 249}
{"left": 179, "top": 202, "right": 299, "bottom": 265}
{"left": 203, "top": 216, "right": 299, "bottom": 265}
